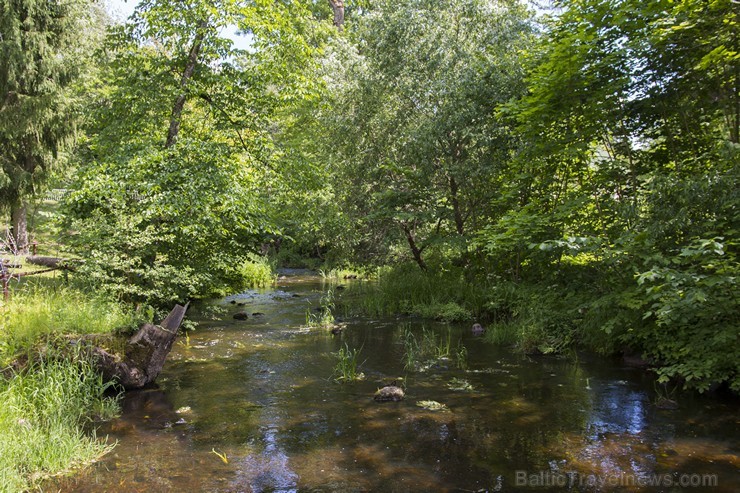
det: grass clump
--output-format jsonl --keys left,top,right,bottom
{"left": 237, "top": 254, "right": 276, "bottom": 289}
{"left": 0, "top": 283, "right": 134, "bottom": 491}
{"left": 306, "top": 288, "right": 336, "bottom": 329}
{"left": 355, "top": 264, "right": 485, "bottom": 321}
{"left": 320, "top": 266, "right": 366, "bottom": 281}
{"left": 0, "top": 348, "right": 120, "bottom": 492}
{"left": 401, "top": 324, "right": 467, "bottom": 371}
{"left": 332, "top": 343, "right": 365, "bottom": 382}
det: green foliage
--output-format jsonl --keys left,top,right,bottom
{"left": 62, "top": 0, "right": 328, "bottom": 305}
{"left": 467, "top": 0, "right": 740, "bottom": 392}
{"left": 322, "top": 0, "right": 534, "bottom": 268}
{"left": 0, "top": 348, "right": 119, "bottom": 492}
{"left": 332, "top": 343, "right": 364, "bottom": 382}
{"left": 355, "top": 264, "right": 486, "bottom": 321}
{"left": 412, "top": 302, "right": 472, "bottom": 323}
{"left": 0, "top": 0, "right": 106, "bottom": 248}
{"left": 483, "top": 281, "right": 580, "bottom": 354}
{"left": 0, "top": 285, "right": 137, "bottom": 363}
{"left": 401, "top": 324, "right": 467, "bottom": 372}
{"left": 627, "top": 236, "right": 739, "bottom": 392}
{"left": 305, "top": 288, "right": 336, "bottom": 329}
{"left": 237, "top": 254, "right": 276, "bottom": 289}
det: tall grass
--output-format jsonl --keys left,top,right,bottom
{"left": 0, "top": 284, "right": 133, "bottom": 491}
{"left": 483, "top": 282, "right": 579, "bottom": 354}
{"left": 0, "top": 286, "right": 136, "bottom": 363}
{"left": 332, "top": 343, "right": 364, "bottom": 382}
{"left": 354, "top": 265, "right": 486, "bottom": 321}
{"left": 401, "top": 324, "right": 467, "bottom": 371}
{"left": 319, "top": 266, "right": 366, "bottom": 281}
{"left": 237, "top": 254, "right": 276, "bottom": 289}
{"left": 305, "top": 288, "right": 336, "bottom": 329}
{"left": 0, "top": 348, "right": 119, "bottom": 492}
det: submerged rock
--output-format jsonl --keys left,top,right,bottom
{"left": 655, "top": 397, "right": 680, "bottom": 410}
{"left": 374, "top": 385, "right": 405, "bottom": 402}
{"left": 233, "top": 312, "right": 249, "bottom": 320}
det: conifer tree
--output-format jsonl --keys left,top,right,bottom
{"left": 0, "top": 0, "right": 93, "bottom": 252}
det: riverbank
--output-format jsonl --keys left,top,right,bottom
{"left": 0, "top": 280, "right": 136, "bottom": 491}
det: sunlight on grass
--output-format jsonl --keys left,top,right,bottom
{"left": 0, "top": 349, "right": 119, "bottom": 492}
{"left": 0, "top": 286, "right": 136, "bottom": 363}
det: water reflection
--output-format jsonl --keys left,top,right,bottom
{"left": 587, "top": 379, "right": 648, "bottom": 437}
{"left": 48, "top": 277, "right": 739, "bottom": 492}
{"left": 233, "top": 426, "right": 298, "bottom": 492}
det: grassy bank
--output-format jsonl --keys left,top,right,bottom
{"left": 350, "top": 264, "right": 489, "bottom": 322}
{"left": 346, "top": 261, "right": 739, "bottom": 393}
{"left": 0, "top": 282, "right": 135, "bottom": 491}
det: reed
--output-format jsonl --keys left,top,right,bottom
{"left": 332, "top": 343, "right": 364, "bottom": 382}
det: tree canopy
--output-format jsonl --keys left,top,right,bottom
{"left": 4, "top": 0, "right": 737, "bottom": 391}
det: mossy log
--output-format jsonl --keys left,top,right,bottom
{"left": 92, "top": 304, "right": 188, "bottom": 390}
{"left": 25, "top": 256, "right": 78, "bottom": 271}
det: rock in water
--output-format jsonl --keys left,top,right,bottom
{"left": 233, "top": 312, "right": 249, "bottom": 320}
{"left": 472, "top": 323, "right": 485, "bottom": 335}
{"left": 374, "top": 385, "right": 404, "bottom": 402}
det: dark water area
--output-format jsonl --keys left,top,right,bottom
{"left": 51, "top": 276, "right": 739, "bottom": 492}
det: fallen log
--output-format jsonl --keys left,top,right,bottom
{"left": 26, "top": 255, "right": 78, "bottom": 271}
{"left": 92, "top": 303, "right": 188, "bottom": 390}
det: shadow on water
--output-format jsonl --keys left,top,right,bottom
{"left": 49, "top": 276, "right": 739, "bottom": 492}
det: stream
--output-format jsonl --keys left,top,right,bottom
{"left": 50, "top": 275, "right": 738, "bottom": 492}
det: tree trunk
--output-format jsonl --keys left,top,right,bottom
{"left": 165, "top": 21, "right": 208, "bottom": 149}
{"left": 401, "top": 223, "right": 427, "bottom": 271}
{"left": 91, "top": 304, "right": 188, "bottom": 389}
{"left": 448, "top": 175, "right": 465, "bottom": 236}
{"left": 26, "top": 256, "right": 77, "bottom": 271}
{"left": 327, "top": 0, "right": 345, "bottom": 31}
{"left": 10, "top": 198, "right": 29, "bottom": 254}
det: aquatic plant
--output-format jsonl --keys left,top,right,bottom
{"left": 400, "top": 325, "right": 467, "bottom": 372}
{"left": 211, "top": 449, "right": 229, "bottom": 464}
{"left": 332, "top": 343, "right": 365, "bottom": 382}
{"left": 447, "top": 378, "right": 473, "bottom": 392}
{"left": 305, "top": 288, "right": 336, "bottom": 329}
{"left": 415, "top": 400, "right": 448, "bottom": 411}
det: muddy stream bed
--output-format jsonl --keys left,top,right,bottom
{"left": 50, "top": 275, "right": 738, "bottom": 492}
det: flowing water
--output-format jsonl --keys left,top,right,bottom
{"left": 51, "top": 275, "right": 738, "bottom": 492}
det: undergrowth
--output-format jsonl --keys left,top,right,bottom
{"left": 354, "top": 265, "right": 486, "bottom": 322}
{"left": 0, "top": 347, "right": 120, "bottom": 492}
{"left": 237, "top": 254, "right": 276, "bottom": 289}
{"left": 0, "top": 285, "right": 137, "bottom": 364}
{"left": 0, "top": 283, "right": 132, "bottom": 490}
